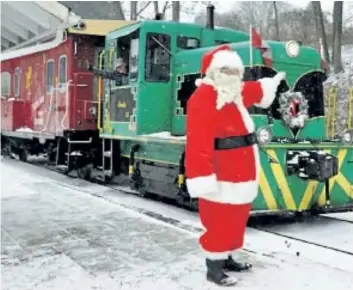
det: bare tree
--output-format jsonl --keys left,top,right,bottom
{"left": 332, "top": 1, "right": 344, "bottom": 73}
{"left": 273, "top": 1, "right": 280, "bottom": 41}
{"left": 312, "top": 1, "right": 330, "bottom": 62}
{"left": 152, "top": 1, "right": 170, "bottom": 19}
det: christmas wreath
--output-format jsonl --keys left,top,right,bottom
{"left": 278, "top": 91, "right": 309, "bottom": 128}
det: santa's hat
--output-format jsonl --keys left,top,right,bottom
{"left": 195, "top": 44, "right": 244, "bottom": 87}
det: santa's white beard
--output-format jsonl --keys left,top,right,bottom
{"left": 211, "top": 71, "right": 242, "bottom": 110}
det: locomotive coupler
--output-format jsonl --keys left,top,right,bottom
{"left": 286, "top": 150, "right": 338, "bottom": 183}
{"left": 286, "top": 150, "right": 338, "bottom": 206}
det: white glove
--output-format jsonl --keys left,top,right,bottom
{"left": 273, "top": 72, "right": 286, "bottom": 86}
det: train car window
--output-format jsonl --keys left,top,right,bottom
{"left": 177, "top": 36, "right": 200, "bottom": 50}
{"left": 14, "top": 67, "right": 21, "bottom": 97}
{"left": 145, "top": 33, "right": 171, "bottom": 82}
{"left": 46, "top": 60, "right": 55, "bottom": 93}
{"left": 1, "top": 72, "right": 11, "bottom": 97}
{"left": 58, "top": 55, "right": 67, "bottom": 89}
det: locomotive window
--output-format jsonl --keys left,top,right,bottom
{"left": 177, "top": 36, "right": 200, "bottom": 50}
{"left": 129, "top": 38, "right": 139, "bottom": 81}
{"left": 145, "top": 33, "right": 171, "bottom": 82}
{"left": 46, "top": 60, "right": 55, "bottom": 93}
{"left": 1, "top": 72, "right": 11, "bottom": 97}
{"left": 58, "top": 55, "right": 67, "bottom": 88}
{"left": 14, "top": 67, "right": 20, "bottom": 97}
{"left": 215, "top": 40, "right": 230, "bottom": 45}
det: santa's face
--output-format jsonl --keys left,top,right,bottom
{"left": 212, "top": 67, "right": 242, "bottom": 86}
{"left": 208, "top": 67, "right": 243, "bottom": 110}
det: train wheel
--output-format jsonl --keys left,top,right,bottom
{"left": 189, "top": 198, "right": 199, "bottom": 211}
{"left": 77, "top": 163, "right": 93, "bottom": 181}
{"left": 19, "top": 149, "right": 28, "bottom": 162}
{"left": 46, "top": 144, "right": 56, "bottom": 165}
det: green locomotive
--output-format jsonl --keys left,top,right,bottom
{"left": 90, "top": 6, "right": 353, "bottom": 214}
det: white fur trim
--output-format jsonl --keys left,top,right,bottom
{"left": 186, "top": 174, "right": 218, "bottom": 198}
{"left": 202, "top": 179, "right": 259, "bottom": 204}
{"left": 201, "top": 248, "right": 231, "bottom": 260}
{"left": 207, "top": 50, "right": 244, "bottom": 74}
{"left": 234, "top": 98, "right": 255, "bottom": 132}
{"left": 195, "top": 77, "right": 215, "bottom": 87}
{"left": 255, "top": 78, "right": 278, "bottom": 109}
{"left": 187, "top": 145, "right": 260, "bottom": 204}
{"left": 195, "top": 79, "right": 203, "bottom": 87}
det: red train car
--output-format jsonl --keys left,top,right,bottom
{"left": 1, "top": 20, "right": 132, "bottom": 174}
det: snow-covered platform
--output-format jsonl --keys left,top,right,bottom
{"left": 1, "top": 158, "right": 353, "bottom": 290}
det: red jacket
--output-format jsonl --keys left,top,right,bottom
{"left": 185, "top": 77, "right": 278, "bottom": 205}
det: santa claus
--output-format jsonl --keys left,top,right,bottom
{"left": 185, "top": 44, "right": 285, "bottom": 286}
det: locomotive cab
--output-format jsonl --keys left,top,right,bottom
{"left": 97, "top": 17, "right": 250, "bottom": 137}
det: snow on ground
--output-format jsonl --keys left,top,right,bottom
{"left": 141, "top": 131, "right": 186, "bottom": 140}
{"left": 323, "top": 212, "right": 353, "bottom": 223}
{"left": 324, "top": 44, "right": 353, "bottom": 134}
{"left": 1, "top": 158, "right": 353, "bottom": 290}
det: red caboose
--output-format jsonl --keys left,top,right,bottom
{"left": 1, "top": 20, "right": 131, "bottom": 172}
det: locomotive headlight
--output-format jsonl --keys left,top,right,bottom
{"left": 341, "top": 129, "right": 353, "bottom": 144}
{"left": 286, "top": 40, "right": 300, "bottom": 57}
{"left": 256, "top": 126, "right": 273, "bottom": 145}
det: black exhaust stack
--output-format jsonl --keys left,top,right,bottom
{"left": 206, "top": 4, "right": 215, "bottom": 29}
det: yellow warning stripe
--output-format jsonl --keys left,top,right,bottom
{"left": 259, "top": 167, "right": 278, "bottom": 210}
{"left": 318, "top": 149, "right": 349, "bottom": 205}
{"left": 336, "top": 175, "right": 353, "bottom": 199}
{"left": 298, "top": 181, "right": 319, "bottom": 211}
{"left": 266, "top": 149, "right": 297, "bottom": 210}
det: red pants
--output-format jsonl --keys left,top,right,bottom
{"left": 198, "top": 198, "right": 252, "bottom": 260}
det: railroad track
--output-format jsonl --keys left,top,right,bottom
{"left": 320, "top": 215, "right": 353, "bottom": 225}
{"left": 4, "top": 155, "right": 353, "bottom": 260}
{"left": 250, "top": 224, "right": 353, "bottom": 256}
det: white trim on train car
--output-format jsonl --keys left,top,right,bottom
{"left": 46, "top": 59, "right": 55, "bottom": 94}
{"left": 14, "top": 67, "right": 21, "bottom": 98}
{"left": 0, "top": 30, "right": 66, "bottom": 62}
{"left": 58, "top": 54, "right": 67, "bottom": 92}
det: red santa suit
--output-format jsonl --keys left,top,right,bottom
{"left": 185, "top": 45, "right": 284, "bottom": 260}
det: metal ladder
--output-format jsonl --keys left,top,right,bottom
{"left": 102, "top": 138, "right": 114, "bottom": 181}
{"left": 56, "top": 137, "right": 92, "bottom": 173}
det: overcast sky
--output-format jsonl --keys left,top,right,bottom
{"left": 210, "top": 0, "right": 335, "bottom": 13}
{"left": 177, "top": 0, "right": 337, "bottom": 22}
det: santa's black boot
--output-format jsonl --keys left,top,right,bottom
{"left": 224, "top": 255, "right": 252, "bottom": 272}
{"left": 206, "top": 258, "right": 238, "bottom": 286}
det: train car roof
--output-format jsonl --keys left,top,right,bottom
{"left": 68, "top": 19, "right": 138, "bottom": 36}
{"left": 1, "top": 19, "right": 139, "bottom": 61}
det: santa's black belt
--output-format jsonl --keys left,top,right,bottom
{"left": 214, "top": 133, "right": 257, "bottom": 150}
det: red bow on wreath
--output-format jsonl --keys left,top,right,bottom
{"left": 289, "top": 99, "right": 301, "bottom": 117}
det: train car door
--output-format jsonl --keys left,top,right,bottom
{"left": 105, "top": 26, "right": 140, "bottom": 134}
{"left": 72, "top": 72, "right": 95, "bottom": 131}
